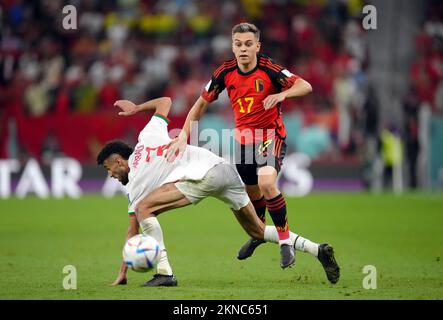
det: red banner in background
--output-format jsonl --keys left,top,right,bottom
{"left": 2, "top": 112, "right": 186, "bottom": 163}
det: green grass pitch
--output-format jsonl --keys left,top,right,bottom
{"left": 0, "top": 193, "right": 442, "bottom": 299}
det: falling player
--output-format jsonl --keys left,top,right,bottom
{"left": 98, "top": 97, "right": 340, "bottom": 286}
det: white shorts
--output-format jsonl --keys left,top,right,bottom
{"left": 175, "top": 163, "right": 250, "bottom": 211}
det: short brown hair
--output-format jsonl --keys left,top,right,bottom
{"left": 231, "top": 22, "right": 260, "bottom": 40}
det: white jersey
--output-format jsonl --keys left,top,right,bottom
{"left": 126, "top": 113, "right": 226, "bottom": 214}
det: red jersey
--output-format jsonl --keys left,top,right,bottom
{"left": 201, "top": 53, "right": 299, "bottom": 144}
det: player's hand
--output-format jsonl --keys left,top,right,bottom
{"left": 263, "top": 92, "right": 286, "bottom": 110}
{"left": 166, "top": 135, "right": 187, "bottom": 162}
{"left": 111, "top": 273, "right": 127, "bottom": 286}
{"left": 114, "top": 100, "right": 138, "bottom": 116}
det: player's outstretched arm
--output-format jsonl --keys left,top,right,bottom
{"left": 114, "top": 97, "right": 172, "bottom": 118}
{"left": 111, "top": 215, "right": 140, "bottom": 286}
{"left": 166, "top": 96, "right": 210, "bottom": 162}
{"left": 263, "top": 78, "right": 313, "bottom": 110}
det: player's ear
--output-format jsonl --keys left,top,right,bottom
{"left": 256, "top": 41, "right": 261, "bottom": 51}
{"left": 116, "top": 156, "right": 124, "bottom": 167}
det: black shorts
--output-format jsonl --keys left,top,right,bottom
{"left": 234, "top": 137, "right": 287, "bottom": 186}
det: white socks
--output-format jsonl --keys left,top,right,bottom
{"left": 138, "top": 218, "right": 319, "bottom": 276}
{"left": 264, "top": 226, "right": 319, "bottom": 257}
{"left": 292, "top": 234, "right": 319, "bottom": 257}
{"left": 140, "top": 217, "right": 173, "bottom": 276}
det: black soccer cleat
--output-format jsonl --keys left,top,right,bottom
{"left": 237, "top": 238, "right": 266, "bottom": 260}
{"left": 280, "top": 244, "right": 296, "bottom": 269}
{"left": 142, "top": 274, "right": 178, "bottom": 287}
{"left": 317, "top": 244, "right": 340, "bottom": 284}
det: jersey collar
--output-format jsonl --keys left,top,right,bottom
{"left": 236, "top": 54, "right": 260, "bottom": 76}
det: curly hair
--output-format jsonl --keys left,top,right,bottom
{"left": 96, "top": 140, "right": 134, "bottom": 165}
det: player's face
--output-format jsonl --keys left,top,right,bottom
{"left": 232, "top": 32, "right": 260, "bottom": 65}
{"left": 103, "top": 157, "right": 129, "bottom": 185}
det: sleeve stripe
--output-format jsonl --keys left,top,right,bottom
{"left": 153, "top": 113, "right": 170, "bottom": 124}
{"left": 214, "top": 60, "right": 236, "bottom": 76}
{"left": 261, "top": 56, "right": 281, "bottom": 68}
{"left": 128, "top": 211, "right": 135, "bottom": 215}
{"left": 214, "top": 60, "right": 237, "bottom": 78}
{"left": 269, "top": 64, "right": 282, "bottom": 72}
{"left": 259, "top": 57, "right": 283, "bottom": 73}
{"left": 213, "top": 64, "right": 226, "bottom": 77}
{"left": 260, "top": 61, "right": 282, "bottom": 73}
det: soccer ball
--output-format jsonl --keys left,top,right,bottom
{"left": 123, "top": 234, "right": 161, "bottom": 272}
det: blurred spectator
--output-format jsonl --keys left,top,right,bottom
{"left": 333, "top": 59, "right": 359, "bottom": 153}
{"left": 380, "top": 124, "right": 404, "bottom": 193}
{"left": 1, "top": 0, "right": 372, "bottom": 163}
{"left": 403, "top": 87, "right": 421, "bottom": 189}
{"left": 41, "top": 129, "right": 64, "bottom": 165}
{"left": 361, "top": 85, "right": 380, "bottom": 189}
{"left": 74, "top": 78, "right": 98, "bottom": 113}
{"left": 24, "top": 73, "right": 51, "bottom": 117}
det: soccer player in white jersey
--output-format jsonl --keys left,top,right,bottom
{"left": 97, "top": 97, "right": 340, "bottom": 287}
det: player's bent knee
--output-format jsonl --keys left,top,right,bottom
{"left": 258, "top": 181, "right": 278, "bottom": 197}
{"left": 135, "top": 204, "right": 155, "bottom": 222}
{"left": 245, "top": 186, "right": 263, "bottom": 201}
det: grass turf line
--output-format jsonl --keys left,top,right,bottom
{"left": 0, "top": 193, "right": 442, "bottom": 299}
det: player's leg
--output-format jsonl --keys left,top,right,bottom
{"left": 234, "top": 202, "right": 340, "bottom": 281}
{"left": 236, "top": 184, "right": 268, "bottom": 260}
{"left": 237, "top": 197, "right": 326, "bottom": 259}
{"left": 135, "top": 182, "right": 191, "bottom": 287}
{"left": 257, "top": 166, "right": 291, "bottom": 242}
{"left": 192, "top": 163, "right": 340, "bottom": 279}
{"left": 259, "top": 220, "right": 340, "bottom": 283}
{"left": 235, "top": 142, "right": 269, "bottom": 259}
{"left": 237, "top": 165, "right": 335, "bottom": 260}
{"left": 244, "top": 184, "right": 266, "bottom": 223}
{"left": 231, "top": 202, "right": 293, "bottom": 245}
{"left": 213, "top": 164, "right": 317, "bottom": 268}
{"left": 235, "top": 142, "right": 267, "bottom": 222}
{"left": 135, "top": 182, "right": 192, "bottom": 220}
{"left": 206, "top": 164, "right": 274, "bottom": 242}
{"left": 256, "top": 139, "right": 340, "bottom": 281}
{"left": 231, "top": 201, "right": 265, "bottom": 239}
{"left": 233, "top": 192, "right": 340, "bottom": 281}
{"left": 255, "top": 139, "right": 294, "bottom": 268}
{"left": 232, "top": 203, "right": 312, "bottom": 255}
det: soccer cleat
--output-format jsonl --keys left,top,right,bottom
{"left": 317, "top": 244, "right": 340, "bottom": 284}
{"left": 142, "top": 274, "right": 178, "bottom": 287}
{"left": 280, "top": 244, "right": 295, "bottom": 269}
{"left": 237, "top": 238, "right": 266, "bottom": 260}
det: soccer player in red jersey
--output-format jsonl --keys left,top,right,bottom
{"left": 167, "top": 23, "right": 339, "bottom": 277}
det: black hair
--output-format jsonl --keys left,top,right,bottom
{"left": 96, "top": 140, "right": 134, "bottom": 165}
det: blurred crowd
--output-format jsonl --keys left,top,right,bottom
{"left": 410, "top": 2, "right": 443, "bottom": 114}
{"left": 0, "top": 0, "right": 441, "bottom": 183}
{"left": 0, "top": 0, "right": 369, "bottom": 150}
{"left": 398, "top": 0, "right": 443, "bottom": 189}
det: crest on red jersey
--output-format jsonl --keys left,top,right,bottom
{"left": 255, "top": 78, "right": 264, "bottom": 92}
